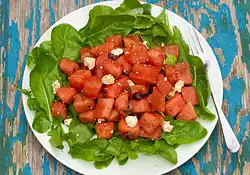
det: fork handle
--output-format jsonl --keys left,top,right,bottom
{"left": 216, "top": 104, "right": 240, "bottom": 152}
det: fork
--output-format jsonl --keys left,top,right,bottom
{"left": 184, "top": 27, "right": 240, "bottom": 153}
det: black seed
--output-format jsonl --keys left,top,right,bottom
{"left": 148, "top": 84, "right": 155, "bottom": 94}
{"left": 160, "top": 69, "right": 165, "bottom": 75}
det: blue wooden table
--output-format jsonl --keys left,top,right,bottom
{"left": 0, "top": 0, "right": 249, "bottom": 174}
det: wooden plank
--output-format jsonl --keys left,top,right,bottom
{"left": 0, "top": 0, "right": 249, "bottom": 175}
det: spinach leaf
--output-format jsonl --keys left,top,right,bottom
{"left": 27, "top": 97, "right": 40, "bottom": 111}
{"left": 155, "top": 140, "right": 177, "bottom": 164}
{"left": 26, "top": 47, "right": 42, "bottom": 70}
{"left": 85, "top": 15, "right": 135, "bottom": 47}
{"left": 156, "top": 8, "right": 167, "bottom": 25}
{"left": 188, "top": 55, "right": 210, "bottom": 105}
{"left": 114, "top": 0, "right": 143, "bottom": 15}
{"left": 17, "top": 87, "right": 31, "bottom": 97}
{"left": 40, "top": 40, "right": 58, "bottom": 60}
{"left": 161, "top": 119, "right": 207, "bottom": 145}
{"left": 94, "top": 157, "right": 114, "bottom": 169}
{"left": 142, "top": 4, "right": 152, "bottom": 15}
{"left": 165, "top": 54, "right": 177, "bottom": 65}
{"left": 65, "top": 117, "right": 94, "bottom": 145}
{"left": 51, "top": 24, "right": 82, "bottom": 60}
{"left": 30, "top": 50, "right": 59, "bottom": 122}
{"left": 134, "top": 15, "right": 154, "bottom": 29}
{"left": 79, "top": 5, "right": 114, "bottom": 38}
{"left": 195, "top": 90, "right": 215, "bottom": 120}
{"left": 32, "top": 109, "right": 51, "bottom": 133}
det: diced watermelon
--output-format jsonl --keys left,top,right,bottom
{"left": 147, "top": 87, "right": 165, "bottom": 112}
{"left": 140, "top": 126, "right": 162, "bottom": 140}
{"left": 104, "top": 76, "right": 129, "bottom": 98}
{"left": 105, "top": 35, "right": 123, "bottom": 48}
{"left": 181, "top": 86, "right": 198, "bottom": 105}
{"left": 174, "top": 62, "right": 193, "bottom": 85}
{"left": 161, "top": 45, "right": 179, "bottom": 58}
{"left": 78, "top": 110, "right": 96, "bottom": 123}
{"left": 132, "top": 64, "right": 161, "bottom": 84}
{"left": 156, "top": 74, "right": 173, "bottom": 96}
{"left": 95, "top": 98, "right": 114, "bottom": 120}
{"left": 176, "top": 102, "right": 197, "bottom": 120}
{"left": 131, "top": 85, "right": 148, "bottom": 95}
{"left": 68, "top": 70, "right": 92, "bottom": 90}
{"left": 102, "top": 59, "right": 123, "bottom": 78}
{"left": 73, "top": 94, "right": 96, "bottom": 113}
{"left": 108, "top": 109, "right": 121, "bottom": 122}
{"left": 124, "top": 38, "right": 141, "bottom": 48}
{"left": 128, "top": 72, "right": 147, "bottom": 85}
{"left": 93, "top": 66, "right": 106, "bottom": 78}
{"left": 96, "top": 122, "right": 115, "bottom": 139}
{"left": 117, "top": 55, "right": 132, "bottom": 73}
{"left": 118, "top": 117, "right": 140, "bottom": 139}
{"left": 165, "top": 93, "right": 185, "bottom": 117}
{"left": 56, "top": 86, "right": 77, "bottom": 104}
{"left": 139, "top": 113, "right": 164, "bottom": 134}
{"left": 80, "top": 47, "right": 94, "bottom": 62}
{"left": 51, "top": 101, "right": 67, "bottom": 119}
{"left": 115, "top": 91, "right": 129, "bottom": 117}
{"left": 95, "top": 52, "right": 109, "bottom": 66}
{"left": 130, "top": 99, "right": 150, "bottom": 113}
{"left": 163, "top": 64, "right": 178, "bottom": 85}
{"left": 83, "top": 76, "right": 102, "bottom": 99}
{"left": 91, "top": 42, "right": 116, "bottom": 57}
{"left": 147, "top": 48, "right": 165, "bottom": 67}
{"left": 125, "top": 44, "right": 148, "bottom": 64}
{"left": 59, "top": 58, "right": 79, "bottom": 76}
{"left": 125, "top": 35, "right": 141, "bottom": 43}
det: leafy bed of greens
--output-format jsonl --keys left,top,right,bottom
{"left": 21, "top": 0, "right": 215, "bottom": 169}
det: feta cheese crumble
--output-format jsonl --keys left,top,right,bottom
{"left": 162, "top": 121, "right": 174, "bottom": 132}
{"left": 174, "top": 80, "right": 184, "bottom": 93}
{"left": 111, "top": 48, "right": 123, "bottom": 56}
{"left": 125, "top": 116, "right": 138, "bottom": 128}
{"left": 102, "top": 74, "right": 115, "bottom": 85}
{"left": 127, "top": 79, "right": 135, "bottom": 87}
{"left": 52, "top": 80, "right": 60, "bottom": 94}
{"left": 64, "top": 118, "right": 72, "bottom": 126}
{"left": 84, "top": 57, "right": 96, "bottom": 70}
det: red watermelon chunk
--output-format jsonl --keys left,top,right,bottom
{"left": 181, "top": 86, "right": 198, "bottom": 105}
{"left": 156, "top": 74, "right": 173, "bottom": 96}
{"left": 176, "top": 102, "right": 197, "bottom": 120}
{"left": 165, "top": 93, "right": 185, "bottom": 117}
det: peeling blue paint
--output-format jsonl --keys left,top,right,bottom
{"left": 49, "top": 0, "right": 56, "bottom": 25}
{"left": 42, "top": 153, "right": 50, "bottom": 175}
{"left": 20, "top": 163, "right": 32, "bottom": 175}
{"left": 35, "top": 0, "right": 41, "bottom": 42}
{"left": 53, "top": 159, "right": 57, "bottom": 175}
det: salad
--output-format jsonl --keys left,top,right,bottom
{"left": 22, "top": 0, "right": 215, "bottom": 169}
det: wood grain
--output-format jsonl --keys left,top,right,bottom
{"left": 0, "top": 0, "right": 249, "bottom": 174}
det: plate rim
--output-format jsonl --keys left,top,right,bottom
{"left": 21, "top": 1, "right": 223, "bottom": 174}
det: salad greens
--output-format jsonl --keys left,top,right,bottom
{"left": 21, "top": 0, "right": 216, "bottom": 169}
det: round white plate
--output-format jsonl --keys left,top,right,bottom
{"left": 22, "top": 1, "right": 223, "bottom": 175}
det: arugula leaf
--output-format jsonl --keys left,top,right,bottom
{"left": 32, "top": 109, "right": 51, "bottom": 133}
{"left": 48, "top": 117, "right": 65, "bottom": 149}
{"left": 156, "top": 8, "right": 167, "bottom": 25}
{"left": 161, "top": 119, "right": 207, "bottom": 145}
{"left": 195, "top": 90, "right": 215, "bottom": 120}
{"left": 114, "top": 0, "right": 143, "bottom": 15}
{"left": 30, "top": 49, "right": 59, "bottom": 122}
{"left": 165, "top": 54, "right": 177, "bottom": 65}
{"left": 51, "top": 24, "right": 82, "bottom": 60}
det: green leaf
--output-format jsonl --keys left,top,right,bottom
{"left": 48, "top": 117, "right": 65, "bottom": 149}
{"left": 195, "top": 90, "right": 215, "bottom": 120}
{"left": 32, "top": 110, "right": 51, "bottom": 133}
{"left": 161, "top": 119, "right": 207, "bottom": 145}
{"left": 30, "top": 50, "right": 59, "bottom": 122}
{"left": 27, "top": 97, "right": 40, "bottom": 111}
{"left": 155, "top": 140, "right": 177, "bottom": 164}
{"left": 142, "top": 4, "right": 152, "bottom": 15}
{"left": 165, "top": 54, "right": 177, "bottom": 65}
{"left": 51, "top": 24, "right": 82, "bottom": 60}
{"left": 156, "top": 8, "right": 167, "bottom": 25}
{"left": 26, "top": 47, "right": 42, "bottom": 70}
{"left": 114, "top": 0, "right": 143, "bottom": 15}
{"left": 17, "top": 87, "right": 31, "bottom": 97}
{"left": 94, "top": 157, "right": 114, "bottom": 169}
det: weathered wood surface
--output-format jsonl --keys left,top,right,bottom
{"left": 0, "top": 0, "right": 249, "bottom": 174}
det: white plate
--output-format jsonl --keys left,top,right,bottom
{"left": 22, "top": 1, "right": 223, "bottom": 175}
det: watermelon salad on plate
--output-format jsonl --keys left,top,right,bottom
{"left": 21, "top": 0, "right": 216, "bottom": 170}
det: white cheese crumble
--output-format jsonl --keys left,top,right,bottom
{"left": 162, "top": 121, "right": 174, "bottom": 132}
{"left": 161, "top": 42, "right": 165, "bottom": 47}
{"left": 64, "top": 118, "right": 72, "bottom": 126}
{"left": 84, "top": 57, "right": 96, "bottom": 70}
{"left": 127, "top": 79, "right": 135, "bottom": 87}
{"left": 164, "top": 77, "right": 168, "bottom": 81}
{"left": 125, "top": 116, "right": 138, "bottom": 128}
{"left": 111, "top": 48, "right": 123, "bottom": 56}
{"left": 168, "top": 90, "right": 175, "bottom": 98}
{"left": 174, "top": 80, "right": 184, "bottom": 93}
{"left": 97, "top": 118, "right": 105, "bottom": 123}
{"left": 52, "top": 80, "right": 61, "bottom": 94}
{"left": 102, "top": 74, "right": 115, "bottom": 85}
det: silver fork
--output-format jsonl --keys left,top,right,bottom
{"left": 184, "top": 27, "right": 240, "bottom": 153}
